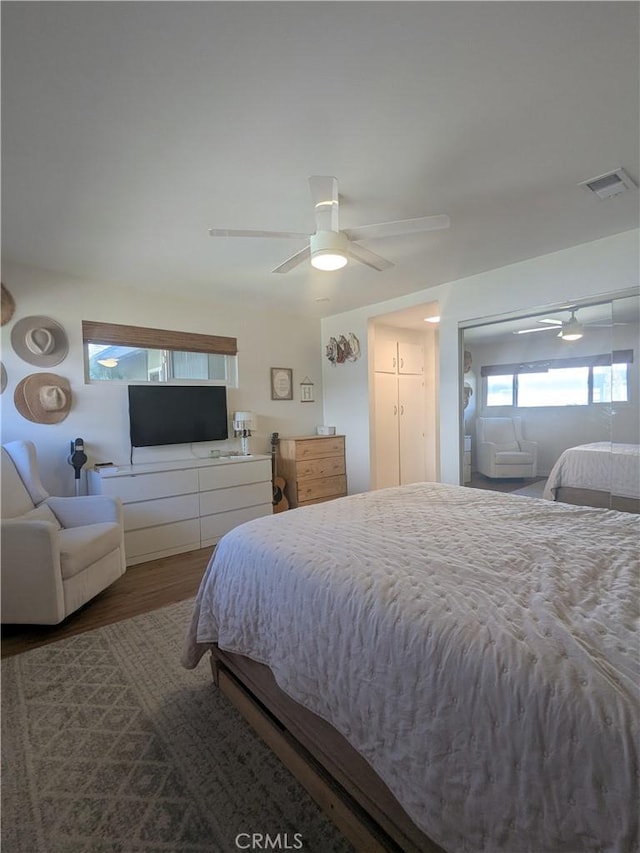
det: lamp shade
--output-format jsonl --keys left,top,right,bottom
{"left": 233, "top": 411, "right": 256, "bottom": 432}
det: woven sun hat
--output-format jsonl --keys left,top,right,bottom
{"left": 0, "top": 362, "right": 6, "bottom": 394}
{"left": 14, "top": 372, "right": 72, "bottom": 424}
{"left": 11, "top": 315, "right": 69, "bottom": 367}
{"left": 1, "top": 284, "right": 16, "bottom": 326}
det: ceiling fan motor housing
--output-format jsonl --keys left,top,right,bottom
{"left": 310, "top": 230, "right": 349, "bottom": 270}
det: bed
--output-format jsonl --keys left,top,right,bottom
{"left": 183, "top": 482, "right": 639, "bottom": 853}
{"left": 543, "top": 442, "right": 640, "bottom": 513}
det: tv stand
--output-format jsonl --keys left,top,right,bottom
{"left": 88, "top": 455, "right": 273, "bottom": 566}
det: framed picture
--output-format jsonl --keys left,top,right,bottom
{"left": 270, "top": 367, "right": 293, "bottom": 401}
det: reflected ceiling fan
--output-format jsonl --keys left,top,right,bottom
{"left": 515, "top": 309, "right": 630, "bottom": 341}
{"left": 208, "top": 175, "right": 449, "bottom": 273}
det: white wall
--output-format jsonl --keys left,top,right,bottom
{"left": 1, "top": 262, "right": 325, "bottom": 496}
{"left": 322, "top": 230, "right": 640, "bottom": 492}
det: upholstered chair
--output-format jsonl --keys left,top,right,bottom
{"left": 1, "top": 440, "right": 126, "bottom": 624}
{"left": 476, "top": 417, "right": 538, "bottom": 479}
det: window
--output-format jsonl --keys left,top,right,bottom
{"left": 482, "top": 351, "right": 632, "bottom": 408}
{"left": 486, "top": 375, "right": 514, "bottom": 407}
{"left": 593, "top": 363, "right": 629, "bottom": 403}
{"left": 83, "top": 321, "right": 238, "bottom": 386}
{"left": 518, "top": 367, "right": 589, "bottom": 407}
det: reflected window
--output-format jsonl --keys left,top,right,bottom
{"left": 486, "top": 375, "right": 514, "bottom": 406}
{"left": 484, "top": 356, "right": 630, "bottom": 408}
{"left": 518, "top": 367, "right": 589, "bottom": 407}
{"left": 593, "top": 363, "right": 629, "bottom": 403}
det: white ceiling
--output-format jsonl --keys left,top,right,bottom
{"left": 2, "top": 2, "right": 638, "bottom": 319}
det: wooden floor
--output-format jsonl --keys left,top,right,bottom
{"left": 1, "top": 547, "right": 211, "bottom": 659}
{"left": 467, "top": 474, "right": 546, "bottom": 493}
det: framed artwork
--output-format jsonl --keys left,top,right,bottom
{"left": 270, "top": 367, "right": 293, "bottom": 400}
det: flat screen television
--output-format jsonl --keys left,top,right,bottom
{"left": 128, "top": 385, "right": 228, "bottom": 447}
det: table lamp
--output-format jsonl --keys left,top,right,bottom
{"left": 233, "top": 411, "right": 256, "bottom": 455}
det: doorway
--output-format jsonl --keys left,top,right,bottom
{"left": 369, "top": 303, "right": 440, "bottom": 489}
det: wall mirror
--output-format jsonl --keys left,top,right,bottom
{"left": 460, "top": 292, "right": 639, "bottom": 510}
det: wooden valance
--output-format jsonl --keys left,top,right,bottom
{"left": 82, "top": 321, "right": 238, "bottom": 356}
{"left": 481, "top": 350, "right": 633, "bottom": 377}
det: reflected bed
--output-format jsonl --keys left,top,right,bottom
{"left": 543, "top": 442, "right": 640, "bottom": 513}
{"left": 183, "top": 482, "right": 639, "bottom": 852}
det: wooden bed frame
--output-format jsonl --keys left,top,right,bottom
{"left": 210, "top": 645, "right": 446, "bottom": 853}
{"left": 555, "top": 486, "right": 640, "bottom": 514}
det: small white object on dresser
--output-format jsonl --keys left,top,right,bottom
{"left": 88, "top": 455, "right": 273, "bottom": 566}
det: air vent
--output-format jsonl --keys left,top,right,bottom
{"left": 579, "top": 168, "right": 637, "bottom": 199}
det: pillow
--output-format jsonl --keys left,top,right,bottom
{"left": 15, "top": 503, "right": 62, "bottom": 530}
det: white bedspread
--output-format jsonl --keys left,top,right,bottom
{"left": 183, "top": 483, "right": 639, "bottom": 853}
{"left": 543, "top": 442, "right": 640, "bottom": 501}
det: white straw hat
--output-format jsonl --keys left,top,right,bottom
{"left": 11, "top": 316, "right": 69, "bottom": 366}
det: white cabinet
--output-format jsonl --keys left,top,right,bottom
{"left": 375, "top": 339, "right": 424, "bottom": 375}
{"left": 373, "top": 332, "right": 426, "bottom": 489}
{"left": 89, "top": 455, "right": 272, "bottom": 566}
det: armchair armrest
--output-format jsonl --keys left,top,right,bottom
{"left": 520, "top": 439, "right": 538, "bottom": 455}
{"left": 46, "top": 495, "right": 123, "bottom": 529}
{"left": 1, "top": 520, "right": 65, "bottom": 624}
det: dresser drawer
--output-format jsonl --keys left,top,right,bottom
{"left": 296, "top": 456, "right": 346, "bottom": 480}
{"left": 199, "top": 459, "right": 271, "bottom": 491}
{"left": 201, "top": 503, "right": 272, "bottom": 546}
{"left": 125, "top": 518, "right": 201, "bottom": 559}
{"left": 98, "top": 469, "right": 198, "bottom": 504}
{"left": 294, "top": 436, "right": 345, "bottom": 461}
{"left": 123, "top": 494, "right": 199, "bottom": 532}
{"left": 200, "top": 481, "right": 273, "bottom": 516}
{"left": 296, "top": 474, "right": 346, "bottom": 503}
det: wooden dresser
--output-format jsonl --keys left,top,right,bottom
{"left": 277, "top": 435, "right": 347, "bottom": 508}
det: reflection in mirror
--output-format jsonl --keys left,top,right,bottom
{"left": 460, "top": 293, "right": 640, "bottom": 512}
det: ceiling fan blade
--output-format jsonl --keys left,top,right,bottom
{"left": 514, "top": 326, "right": 559, "bottom": 335}
{"left": 537, "top": 318, "right": 563, "bottom": 326}
{"left": 272, "top": 245, "right": 311, "bottom": 274}
{"left": 309, "top": 176, "right": 339, "bottom": 232}
{"left": 348, "top": 242, "right": 394, "bottom": 271}
{"left": 209, "top": 228, "right": 310, "bottom": 239}
{"left": 344, "top": 214, "right": 450, "bottom": 242}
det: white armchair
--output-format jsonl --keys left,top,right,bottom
{"left": 476, "top": 417, "right": 538, "bottom": 479}
{"left": 1, "top": 440, "right": 126, "bottom": 624}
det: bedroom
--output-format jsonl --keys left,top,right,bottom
{"left": 2, "top": 2, "right": 639, "bottom": 852}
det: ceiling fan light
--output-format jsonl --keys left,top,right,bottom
{"left": 310, "top": 231, "right": 348, "bottom": 272}
{"left": 311, "top": 251, "right": 348, "bottom": 271}
{"left": 559, "top": 328, "right": 584, "bottom": 341}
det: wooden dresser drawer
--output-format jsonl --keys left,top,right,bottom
{"left": 294, "top": 436, "right": 345, "bottom": 460}
{"left": 296, "top": 475, "right": 346, "bottom": 503}
{"left": 296, "top": 456, "right": 345, "bottom": 480}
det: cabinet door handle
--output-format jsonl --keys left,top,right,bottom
{"left": 400, "top": 358, "right": 404, "bottom": 368}
{"left": 400, "top": 405, "right": 404, "bottom": 415}
{"left": 393, "top": 357, "right": 396, "bottom": 368}
{"left": 393, "top": 405, "right": 398, "bottom": 415}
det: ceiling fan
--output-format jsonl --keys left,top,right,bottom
{"left": 208, "top": 176, "right": 450, "bottom": 273}
{"left": 515, "top": 308, "right": 630, "bottom": 341}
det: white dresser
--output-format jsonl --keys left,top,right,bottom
{"left": 88, "top": 455, "right": 273, "bottom": 565}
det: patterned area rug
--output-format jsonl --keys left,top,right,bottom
{"left": 1, "top": 599, "right": 352, "bottom": 853}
